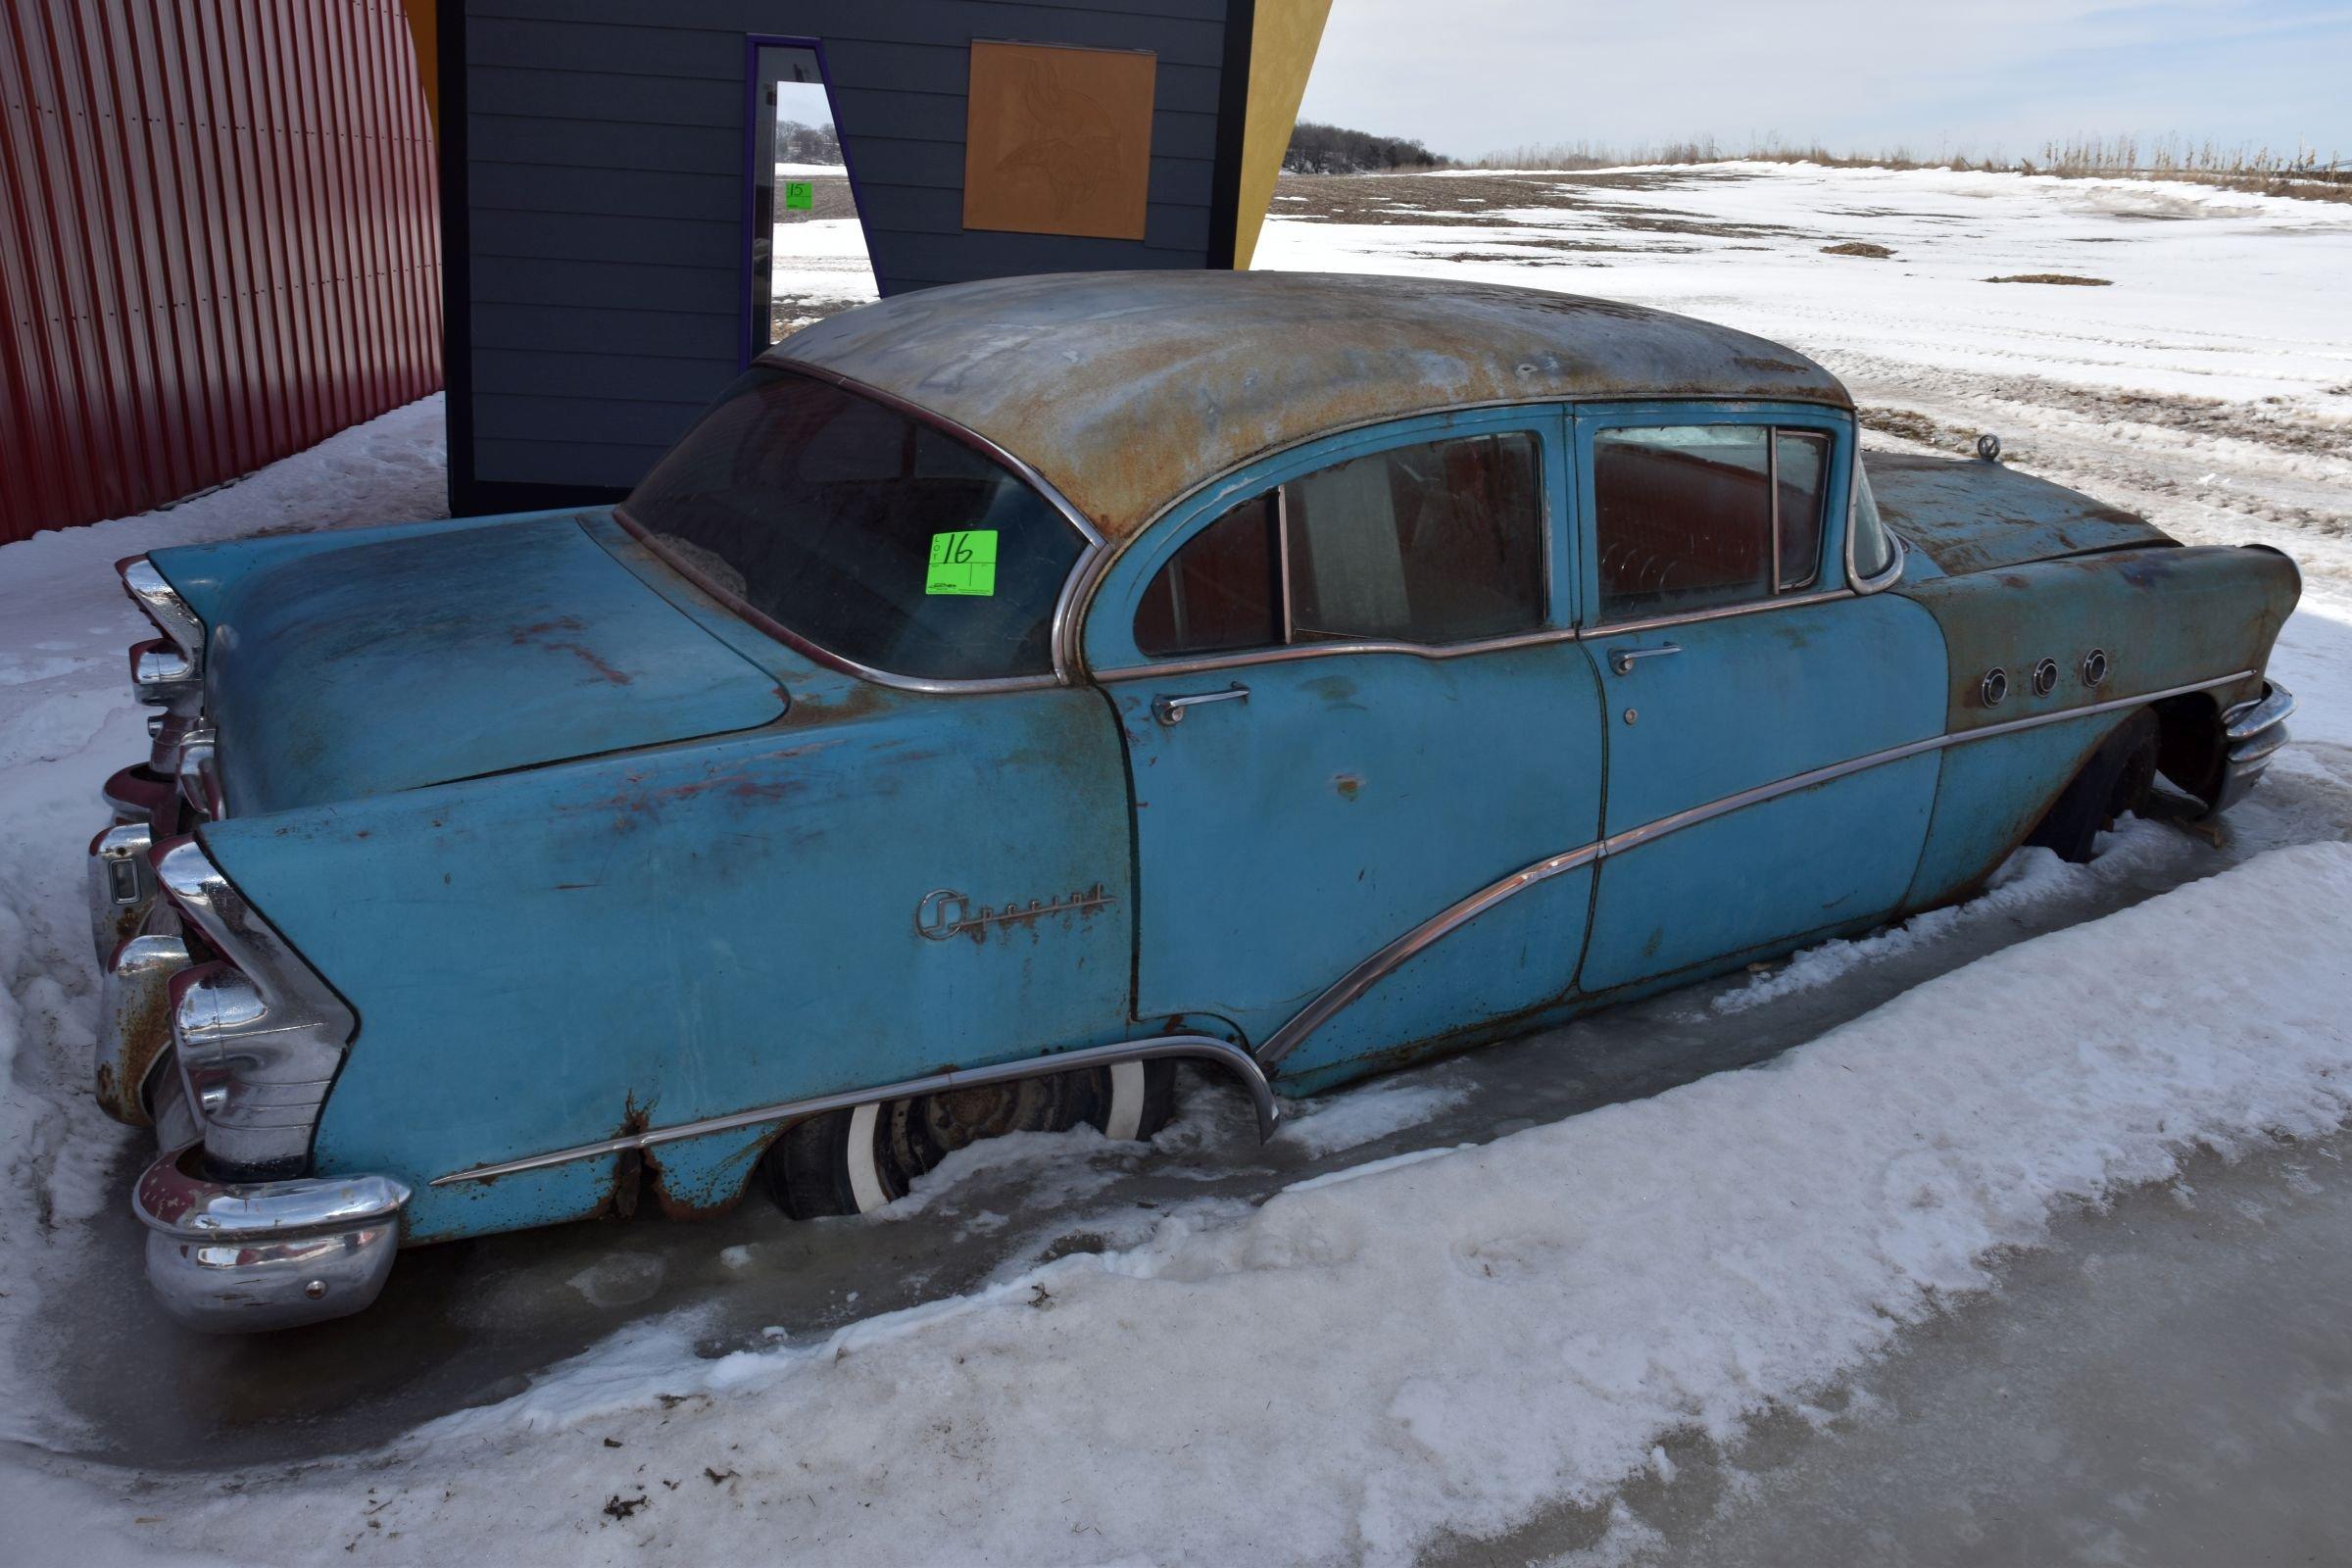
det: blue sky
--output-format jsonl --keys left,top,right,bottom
{"left": 1297, "top": 1, "right": 2352, "bottom": 163}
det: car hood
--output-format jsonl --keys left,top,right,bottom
{"left": 153, "top": 513, "right": 788, "bottom": 815}
{"left": 1866, "top": 453, "right": 2175, "bottom": 576}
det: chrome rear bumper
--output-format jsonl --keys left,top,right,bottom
{"left": 134, "top": 1145, "right": 410, "bottom": 1332}
{"left": 2213, "top": 681, "right": 2294, "bottom": 816}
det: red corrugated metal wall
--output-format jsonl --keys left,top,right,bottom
{"left": 0, "top": 0, "right": 440, "bottom": 543}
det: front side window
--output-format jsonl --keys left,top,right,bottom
{"left": 1133, "top": 431, "right": 1545, "bottom": 660}
{"left": 623, "top": 369, "right": 1086, "bottom": 680}
{"left": 1592, "top": 423, "right": 1837, "bottom": 621}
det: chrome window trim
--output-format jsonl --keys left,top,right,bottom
{"left": 616, "top": 361, "right": 1105, "bottom": 697}
{"left": 429, "top": 1033, "right": 1279, "bottom": 1187}
{"left": 1092, "top": 582, "right": 1863, "bottom": 684}
{"left": 1254, "top": 667, "right": 2255, "bottom": 1068}
{"left": 1576, "top": 580, "right": 1856, "bottom": 640}
{"left": 1845, "top": 455, "right": 1907, "bottom": 595}
{"left": 1095, "top": 625, "right": 1585, "bottom": 684}
{"left": 1774, "top": 428, "right": 1830, "bottom": 593}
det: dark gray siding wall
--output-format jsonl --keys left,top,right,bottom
{"left": 455, "top": 0, "right": 1233, "bottom": 500}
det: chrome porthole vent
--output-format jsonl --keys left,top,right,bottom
{"left": 1980, "top": 667, "right": 2009, "bottom": 708}
{"left": 2081, "top": 649, "right": 2110, "bottom": 687}
{"left": 2032, "top": 658, "right": 2060, "bottom": 697}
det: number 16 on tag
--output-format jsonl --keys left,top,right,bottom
{"left": 926, "top": 529, "right": 999, "bottom": 597}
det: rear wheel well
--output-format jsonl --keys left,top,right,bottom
{"left": 2152, "top": 691, "right": 2227, "bottom": 806}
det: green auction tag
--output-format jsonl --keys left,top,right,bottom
{"left": 785, "top": 180, "right": 813, "bottom": 210}
{"left": 926, "top": 530, "right": 998, "bottom": 596}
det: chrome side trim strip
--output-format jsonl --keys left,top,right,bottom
{"left": 1257, "top": 844, "right": 1603, "bottom": 1069}
{"left": 1254, "top": 668, "right": 2255, "bottom": 1068}
{"left": 428, "top": 1033, "right": 1279, "bottom": 1187}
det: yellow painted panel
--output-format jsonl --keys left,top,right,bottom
{"left": 401, "top": 0, "right": 438, "bottom": 136}
{"left": 1235, "top": 0, "right": 1332, "bottom": 268}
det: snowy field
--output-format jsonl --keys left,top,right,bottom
{"left": 2, "top": 163, "right": 2351, "bottom": 1564}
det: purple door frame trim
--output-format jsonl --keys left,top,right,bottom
{"left": 738, "top": 33, "right": 882, "bottom": 367}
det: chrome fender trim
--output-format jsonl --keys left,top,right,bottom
{"left": 134, "top": 1143, "right": 410, "bottom": 1333}
{"left": 1256, "top": 668, "right": 2259, "bottom": 1069}
{"left": 429, "top": 1034, "right": 1279, "bottom": 1188}
{"left": 152, "top": 838, "right": 354, "bottom": 1171}
{"left": 2210, "top": 680, "right": 2294, "bottom": 816}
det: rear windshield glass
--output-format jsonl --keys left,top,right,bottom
{"left": 620, "top": 368, "right": 1087, "bottom": 680}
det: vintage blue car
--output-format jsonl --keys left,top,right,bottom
{"left": 90, "top": 272, "right": 2298, "bottom": 1330}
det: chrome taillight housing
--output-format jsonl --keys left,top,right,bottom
{"left": 153, "top": 838, "right": 354, "bottom": 1180}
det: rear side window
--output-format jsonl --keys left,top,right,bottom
{"left": 622, "top": 368, "right": 1087, "bottom": 681}
{"left": 1133, "top": 431, "right": 1545, "bottom": 659}
{"left": 1592, "top": 424, "right": 1836, "bottom": 620}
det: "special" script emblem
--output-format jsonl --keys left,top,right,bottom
{"left": 915, "top": 883, "right": 1115, "bottom": 943}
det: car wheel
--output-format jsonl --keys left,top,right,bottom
{"left": 760, "top": 1059, "right": 1178, "bottom": 1219}
{"left": 2028, "top": 710, "right": 2159, "bottom": 864}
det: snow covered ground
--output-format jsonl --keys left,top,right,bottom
{"left": 3, "top": 164, "right": 2351, "bottom": 1565}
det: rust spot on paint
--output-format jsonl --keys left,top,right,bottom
{"left": 510, "top": 614, "right": 634, "bottom": 686}
{"left": 605, "top": 1096, "right": 655, "bottom": 1220}
{"left": 1334, "top": 772, "right": 1362, "bottom": 801}
{"left": 777, "top": 679, "right": 889, "bottom": 727}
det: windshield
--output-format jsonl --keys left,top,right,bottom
{"left": 620, "top": 368, "right": 1088, "bottom": 681}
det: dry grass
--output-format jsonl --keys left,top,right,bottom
{"left": 1467, "top": 134, "right": 2352, "bottom": 205}
{"left": 1985, "top": 273, "right": 2114, "bottom": 287}
{"left": 1822, "top": 241, "right": 1895, "bottom": 259}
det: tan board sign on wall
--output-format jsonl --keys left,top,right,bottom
{"left": 962, "top": 40, "right": 1155, "bottom": 241}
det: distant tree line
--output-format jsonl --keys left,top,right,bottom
{"left": 775, "top": 119, "right": 843, "bottom": 166}
{"left": 1283, "top": 121, "right": 1447, "bottom": 174}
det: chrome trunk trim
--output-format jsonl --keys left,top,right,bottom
{"left": 1255, "top": 668, "right": 2257, "bottom": 1068}
{"left": 430, "top": 1033, "right": 1279, "bottom": 1187}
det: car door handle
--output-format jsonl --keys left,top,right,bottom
{"left": 1607, "top": 643, "right": 1683, "bottom": 676}
{"left": 1152, "top": 683, "right": 1250, "bottom": 726}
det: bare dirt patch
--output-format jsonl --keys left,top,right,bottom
{"left": 1985, "top": 273, "right": 2114, "bottom": 286}
{"left": 1823, "top": 242, "right": 1895, "bottom": 259}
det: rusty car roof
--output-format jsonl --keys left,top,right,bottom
{"left": 768, "top": 271, "right": 1853, "bottom": 540}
